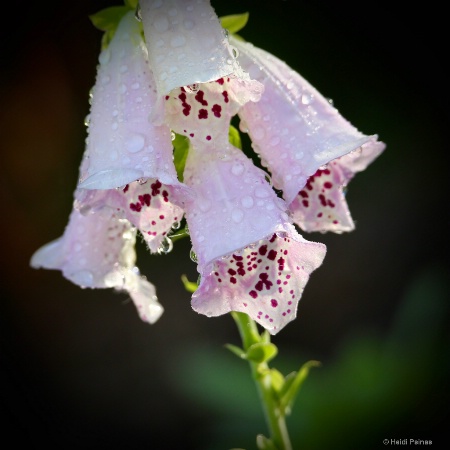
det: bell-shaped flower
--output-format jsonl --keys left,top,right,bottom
{"left": 290, "top": 143, "right": 385, "bottom": 232}
{"left": 182, "top": 142, "right": 326, "bottom": 335}
{"left": 30, "top": 199, "right": 163, "bottom": 324}
{"left": 77, "top": 10, "right": 187, "bottom": 252}
{"left": 231, "top": 35, "right": 386, "bottom": 210}
{"left": 140, "top": 0, "right": 241, "bottom": 97}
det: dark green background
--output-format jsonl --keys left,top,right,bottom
{"left": 1, "top": 1, "right": 448, "bottom": 449}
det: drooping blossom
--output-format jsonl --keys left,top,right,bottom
{"left": 232, "top": 35, "right": 386, "bottom": 232}
{"left": 160, "top": 63, "right": 326, "bottom": 333}
{"left": 30, "top": 201, "right": 164, "bottom": 324}
{"left": 31, "top": 0, "right": 384, "bottom": 333}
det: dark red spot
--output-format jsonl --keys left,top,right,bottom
{"left": 271, "top": 299, "right": 278, "bottom": 307}
{"left": 230, "top": 277, "right": 236, "bottom": 284}
{"left": 299, "top": 190, "right": 308, "bottom": 198}
{"left": 206, "top": 135, "right": 211, "bottom": 140}
{"left": 216, "top": 78, "right": 224, "bottom": 85}
{"left": 259, "top": 245, "right": 267, "bottom": 256}
{"left": 324, "top": 181, "right": 333, "bottom": 189}
{"left": 198, "top": 109, "right": 208, "bottom": 119}
{"left": 212, "top": 104, "right": 222, "bottom": 118}
{"left": 130, "top": 202, "right": 141, "bottom": 212}
{"left": 267, "top": 249, "right": 277, "bottom": 260}
{"left": 195, "top": 90, "right": 208, "bottom": 106}
{"left": 269, "top": 234, "right": 276, "bottom": 243}
{"left": 151, "top": 180, "right": 162, "bottom": 196}
{"left": 249, "top": 290, "right": 257, "bottom": 299}
{"left": 138, "top": 194, "right": 151, "bottom": 206}
{"left": 228, "top": 268, "right": 236, "bottom": 276}
{"left": 122, "top": 184, "right": 129, "bottom": 193}
{"left": 255, "top": 273, "right": 273, "bottom": 291}
{"left": 159, "top": 215, "right": 165, "bottom": 219}
{"left": 302, "top": 200, "right": 309, "bottom": 207}
{"left": 222, "top": 91, "right": 229, "bottom": 103}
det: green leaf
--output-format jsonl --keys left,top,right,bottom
{"left": 270, "top": 368, "right": 285, "bottom": 393}
{"left": 225, "top": 343, "right": 246, "bottom": 359}
{"left": 172, "top": 133, "right": 190, "bottom": 181}
{"left": 246, "top": 342, "right": 278, "bottom": 364}
{"left": 229, "top": 124, "right": 242, "bottom": 149}
{"left": 181, "top": 274, "right": 198, "bottom": 293}
{"left": 256, "top": 434, "right": 278, "bottom": 450}
{"left": 220, "top": 12, "right": 250, "bottom": 34}
{"left": 89, "top": 6, "right": 130, "bottom": 32}
{"left": 279, "top": 360, "right": 321, "bottom": 415}
{"left": 124, "top": 0, "right": 138, "bottom": 9}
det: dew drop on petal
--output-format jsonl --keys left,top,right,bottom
{"left": 154, "top": 15, "right": 169, "bottom": 32}
{"left": 71, "top": 270, "right": 94, "bottom": 287}
{"left": 231, "top": 208, "right": 244, "bottom": 223}
{"left": 241, "top": 195, "right": 254, "bottom": 208}
{"left": 190, "top": 249, "right": 198, "bottom": 262}
{"left": 98, "top": 49, "right": 111, "bottom": 65}
{"left": 125, "top": 133, "right": 145, "bottom": 153}
{"left": 231, "top": 162, "right": 245, "bottom": 176}
{"left": 301, "top": 93, "right": 313, "bottom": 105}
{"left": 158, "top": 237, "right": 173, "bottom": 254}
{"left": 171, "top": 35, "right": 186, "bottom": 48}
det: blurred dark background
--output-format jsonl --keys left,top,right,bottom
{"left": 1, "top": 1, "right": 448, "bottom": 449}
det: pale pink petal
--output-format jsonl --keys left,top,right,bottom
{"left": 78, "top": 11, "right": 178, "bottom": 190}
{"left": 30, "top": 206, "right": 164, "bottom": 324}
{"left": 290, "top": 142, "right": 386, "bottom": 233}
{"left": 232, "top": 36, "right": 385, "bottom": 204}
{"left": 290, "top": 165, "right": 354, "bottom": 233}
{"left": 140, "top": 0, "right": 239, "bottom": 96}
{"left": 76, "top": 177, "right": 185, "bottom": 253}
{"left": 164, "top": 76, "right": 263, "bottom": 145}
{"left": 192, "top": 225, "right": 326, "bottom": 335}
{"left": 183, "top": 142, "right": 289, "bottom": 267}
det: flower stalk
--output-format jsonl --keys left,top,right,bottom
{"left": 231, "top": 312, "right": 293, "bottom": 450}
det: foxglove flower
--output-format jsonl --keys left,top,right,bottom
{"left": 31, "top": 0, "right": 384, "bottom": 334}
{"left": 160, "top": 65, "right": 326, "bottom": 333}
{"left": 231, "top": 36, "right": 386, "bottom": 231}
{"left": 30, "top": 200, "right": 163, "bottom": 324}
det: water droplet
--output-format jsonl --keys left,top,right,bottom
{"left": 71, "top": 270, "right": 94, "bottom": 288}
{"left": 183, "top": 19, "right": 194, "bottom": 30}
{"left": 265, "top": 174, "right": 273, "bottom": 186}
{"left": 301, "top": 93, "right": 313, "bottom": 105}
{"left": 230, "top": 46, "right": 239, "bottom": 58}
{"left": 125, "top": 133, "right": 145, "bottom": 153}
{"left": 131, "top": 82, "right": 140, "bottom": 90}
{"left": 231, "top": 162, "right": 245, "bottom": 176}
{"left": 84, "top": 114, "right": 91, "bottom": 127}
{"left": 171, "top": 35, "right": 186, "bottom": 48}
{"left": 111, "top": 121, "right": 118, "bottom": 131}
{"left": 98, "top": 49, "right": 111, "bottom": 65}
{"left": 241, "top": 195, "right": 254, "bottom": 208}
{"left": 327, "top": 98, "right": 334, "bottom": 106}
{"left": 231, "top": 208, "right": 244, "bottom": 223}
{"left": 171, "top": 131, "right": 176, "bottom": 141}
{"left": 255, "top": 187, "right": 269, "bottom": 198}
{"left": 154, "top": 15, "right": 169, "bottom": 32}
{"left": 158, "top": 237, "right": 173, "bottom": 254}
{"left": 137, "top": 178, "right": 147, "bottom": 185}
{"left": 270, "top": 136, "right": 280, "bottom": 146}
{"left": 190, "top": 249, "right": 198, "bottom": 262}
{"left": 101, "top": 75, "right": 111, "bottom": 85}
{"left": 171, "top": 221, "right": 181, "bottom": 230}
{"left": 252, "top": 126, "right": 265, "bottom": 140}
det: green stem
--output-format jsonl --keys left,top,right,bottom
{"left": 231, "top": 312, "right": 293, "bottom": 450}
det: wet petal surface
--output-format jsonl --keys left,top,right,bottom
{"left": 233, "top": 36, "right": 385, "bottom": 204}
{"left": 192, "top": 226, "right": 326, "bottom": 334}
